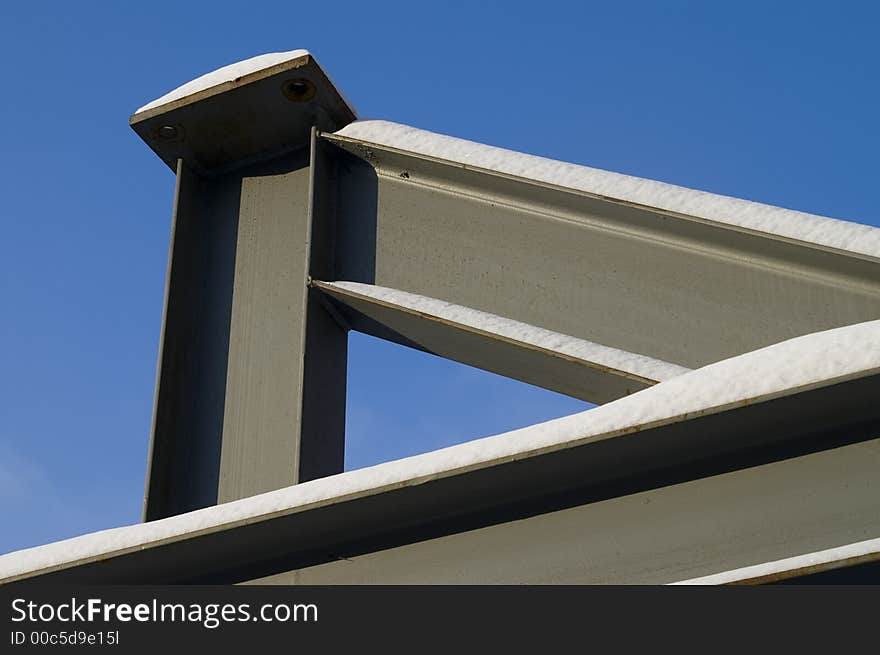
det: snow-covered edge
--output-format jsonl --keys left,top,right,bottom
{"left": 322, "top": 280, "right": 689, "bottom": 383}
{"left": 670, "top": 536, "right": 880, "bottom": 585}
{"left": 135, "top": 50, "right": 311, "bottom": 114}
{"left": 2, "top": 319, "right": 878, "bottom": 581}
{"left": 334, "top": 120, "right": 880, "bottom": 259}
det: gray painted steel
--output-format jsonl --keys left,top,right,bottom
{"left": 7, "top": 371, "right": 879, "bottom": 584}
{"left": 673, "top": 540, "right": 880, "bottom": 585}
{"left": 144, "top": 144, "right": 347, "bottom": 520}
{"left": 138, "top": 53, "right": 355, "bottom": 520}
{"left": 311, "top": 280, "right": 677, "bottom": 403}
{"left": 130, "top": 52, "right": 355, "bottom": 175}
{"left": 111, "top": 55, "right": 880, "bottom": 582}
{"left": 324, "top": 133, "right": 880, "bottom": 370}
{"left": 142, "top": 116, "right": 880, "bottom": 521}
{"left": 250, "top": 437, "right": 880, "bottom": 585}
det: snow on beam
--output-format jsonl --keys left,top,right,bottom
{"left": 670, "top": 536, "right": 880, "bottom": 585}
{"left": 313, "top": 280, "right": 689, "bottom": 403}
{"left": 321, "top": 125, "right": 880, "bottom": 372}
{"left": 1, "top": 319, "right": 878, "bottom": 583}
{"left": 332, "top": 120, "right": 880, "bottom": 259}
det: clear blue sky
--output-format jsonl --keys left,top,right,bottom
{"left": 1, "top": 1, "right": 878, "bottom": 555}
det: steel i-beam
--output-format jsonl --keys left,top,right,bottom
{"left": 133, "top": 51, "right": 880, "bottom": 525}
{"left": 1, "top": 49, "right": 876, "bottom": 586}
{"left": 133, "top": 52, "right": 355, "bottom": 520}
{"left": 316, "top": 126, "right": 880, "bottom": 370}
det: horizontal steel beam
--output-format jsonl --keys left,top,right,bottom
{"left": 126, "top": 49, "right": 880, "bottom": 561}
{"left": 672, "top": 536, "right": 880, "bottom": 585}
{"left": 312, "top": 280, "right": 688, "bottom": 404}
{"left": 320, "top": 131, "right": 880, "bottom": 370}
{"left": 5, "top": 369, "right": 878, "bottom": 584}
{"left": 249, "top": 437, "right": 880, "bottom": 585}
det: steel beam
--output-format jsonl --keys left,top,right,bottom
{"left": 6, "top": 369, "right": 878, "bottom": 584}
{"left": 138, "top": 57, "right": 353, "bottom": 520}
{"left": 250, "top": 437, "right": 880, "bottom": 585}
{"left": 131, "top": 52, "right": 880, "bottom": 529}
{"left": 672, "top": 537, "right": 880, "bottom": 585}
{"left": 312, "top": 280, "right": 687, "bottom": 404}
{"left": 320, "top": 132, "right": 880, "bottom": 370}
{"left": 144, "top": 149, "right": 348, "bottom": 520}
{"left": 2, "top": 51, "right": 873, "bottom": 588}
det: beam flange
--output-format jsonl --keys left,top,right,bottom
{"left": 312, "top": 280, "right": 688, "bottom": 403}
{"left": 320, "top": 127, "right": 880, "bottom": 370}
{"left": 140, "top": 124, "right": 348, "bottom": 519}
{"left": 249, "top": 437, "right": 880, "bottom": 585}
{"left": 670, "top": 537, "right": 880, "bottom": 585}
{"left": 5, "top": 352, "right": 878, "bottom": 584}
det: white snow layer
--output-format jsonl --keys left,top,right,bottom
{"left": 2, "top": 319, "right": 879, "bottom": 581}
{"left": 671, "top": 536, "right": 880, "bottom": 585}
{"left": 324, "top": 281, "right": 689, "bottom": 382}
{"left": 135, "top": 50, "right": 311, "bottom": 114}
{"left": 335, "top": 121, "right": 880, "bottom": 259}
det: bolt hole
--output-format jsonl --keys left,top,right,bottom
{"left": 282, "top": 78, "right": 316, "bottom": 102}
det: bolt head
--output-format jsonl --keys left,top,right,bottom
{"left": 158, "top": 125, "right": 179, "bottom": 140}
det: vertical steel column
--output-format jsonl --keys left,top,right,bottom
{"left": 144, "top": 148, "right": 347, "bottom": 519}
{"left": 133, "top": 54, "right": 355, "bottom": 520}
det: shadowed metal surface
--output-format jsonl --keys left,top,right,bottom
{"left": 131, "top": 52, "right": 355, "bottom": 175}
{"left": 251, "top": 437, "right": 880, "bottom": 585}
{"left": 672, "top": 537, "right": 880, "bottom": 585}
{"left": 136, "top": 51, "right": 356, "bottom": 520}
{"left": 5, "top": 371, "right": 879, "bottom": 585}
{"left": 323, "top": 132, "right": 880, "bottom": 370}
{"left": 92, "top": 53, "right": 880, "bottom": 584}
{"left": 144, "top": 141, "right": 347, "bottom": 520}
{"left": 312, "top": 280, "right": 686, "bottom": 404}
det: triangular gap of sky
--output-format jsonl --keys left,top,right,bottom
{"left": 345, "top": 332, "right": 592, "bottom": 471}
{"left": 1, "top": 0, "right": 878, "bottom": 554}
